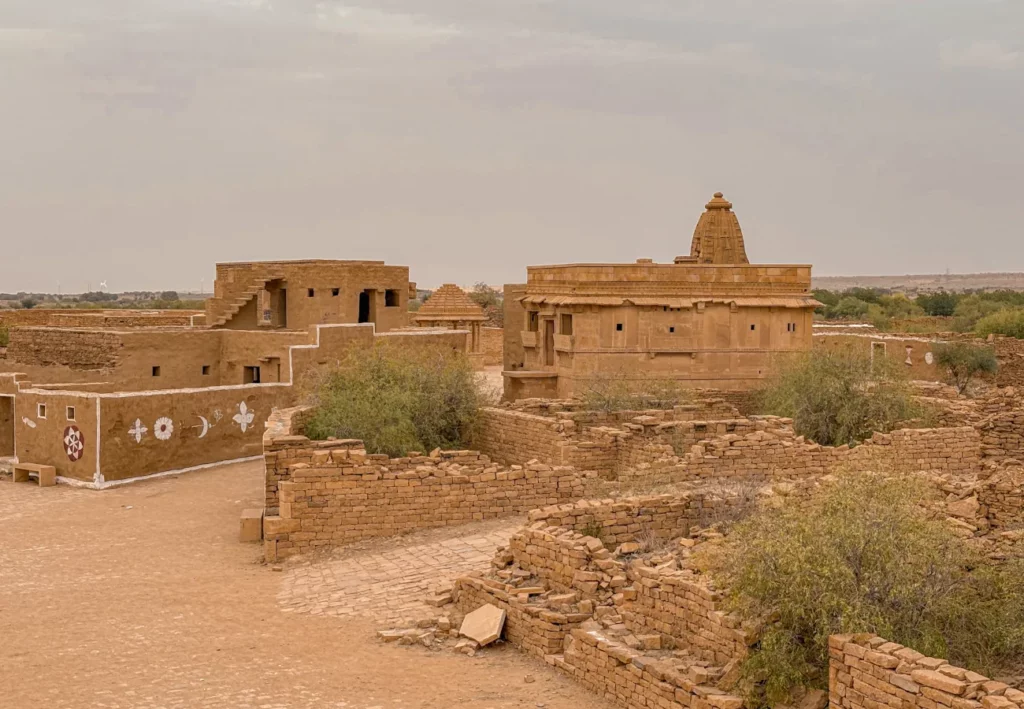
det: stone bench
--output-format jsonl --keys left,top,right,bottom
{"left": 12, "top": 463, "right": 56, "bottom": 487}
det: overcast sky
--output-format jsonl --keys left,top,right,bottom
{"left": 2, "top": 0, "right": 1022, "bottom": 292}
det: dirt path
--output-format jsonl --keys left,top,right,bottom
{"left": 0, "top": 461, "right": 613, "bottom": 709}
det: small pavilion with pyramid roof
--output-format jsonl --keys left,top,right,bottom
{"left": 413, "top": 284, "right": 488, "bottom": 359}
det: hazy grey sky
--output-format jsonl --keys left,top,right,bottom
{"left": 2, "top": 0, "right": 1022, "bottom": 292}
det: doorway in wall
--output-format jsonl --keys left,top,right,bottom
{"left": 243, "top": 366, "right": 261, "bottom": 384}
{"left": 0, "top": 396, "right": 14, "bottom": 458}
{"left": 544, "top": 320, "right": 555, "bottom": 367}
{"left": 358, "top": 289, "right": 377, "bottom": 325}
{"left": 279, "top": 288, "right": 287, "bottom": 328}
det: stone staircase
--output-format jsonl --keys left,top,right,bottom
{"left": 207, "top": 272, "right": 285, "bottom": 328}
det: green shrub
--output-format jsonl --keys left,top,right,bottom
{"left": 578, "top": 371, "right": 691, "bottom": 412}
{"left": 759, "top": 347, "right": 922, "bottom": 446}
{"left": 702, "top": 475, "right": 1024, "bottom": 707}
{"left": 932, "top": 342, "right": 998, "bottom": 393}
{"left": 302, "top": 341, "right": 484, "bottom": 457}
{"left": 974, "top": 308, "right": 1024, "bottom": 339}
{"left": 951, "top": 295, "right": 1007, "bottom": 332}
{"left": 0, "top": 324, "right": 8, "bottom": 348}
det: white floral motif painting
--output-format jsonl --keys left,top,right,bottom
{"left": 233, "top": 402, "right": 254, "bottom": 433}
{"left": 154, "top": 417, "right": 174, "bottom": 441}
{"left": 129, "top": 418, "right": 148, "bottom": 443}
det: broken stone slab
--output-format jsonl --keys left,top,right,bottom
{"left": 459, "top": 604, "right": 506, "bottom": 647}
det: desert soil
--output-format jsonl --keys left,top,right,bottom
{"left": 0, "top": 460, "right": 615, "bottom": 709}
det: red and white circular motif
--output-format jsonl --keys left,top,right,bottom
{"left": 63, "top": 425, "right": 85, "bottom": 462}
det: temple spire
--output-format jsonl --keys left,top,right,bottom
{"left": 686, "top": 192, "right": 749, "bottom": 264}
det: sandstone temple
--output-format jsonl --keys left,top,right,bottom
{"left": 502, "top": 193, "right": 819, "bottom": 399}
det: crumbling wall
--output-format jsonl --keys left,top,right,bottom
{"left": 262, "top": 452, "right": 586, "bottom": 560}
{"left": 829, "top": 634, "right": 1024, "bottom": 709}
{"left": 7, "top": 327, "right": 120, "bottom": 370}
{"left": 978, "top": 410, "right": 1024, "bottom": 463}
{"left": 0, "top": 309, "right": 199, "bottom": 329}
{"left": 474, "top": 407, "right": 574, "bottom": 466}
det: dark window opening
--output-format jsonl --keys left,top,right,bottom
{"left": 307, "top": 288, "right": 315, "bottom": 298}
{"left": 202, "top": 365, "right": 211, "bottom": 376}
{"left": 750, "top": 324, "right": 756, "bottom": 331}
{"left": 560, "top": 313, "right": 573, "bottom": 335}
{"left": 527, "top": 311, "right": 539, "bottom": 332}
{"left": 244, "top": 366, "right": 261, "bottom": 384}
{"left": 385, "top": 289, "right": 399, "bottom": 307}
{"left": 37, "top": 404, "right": 46, "bottom": 419}
{"left": 152, "top": 366, "right": 161, "bottom": 377}
{"left": 358, "top": 291, "right": 371, "bottom": 323}
{"left": 66, "top": 406, "right": 76, "bottom": 421}
{"left": 616, "top": 323, "right": 623, "bottom": 332}
{"left": 331, "top": 288, "right": 340, "bottom": 297}
{"left": 669, "top": 326, "right": 675, "bottom": 333}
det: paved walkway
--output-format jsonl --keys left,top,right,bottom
{"left": 278, "top": 519, "right": 521, "bottom": 622}
{"left": 1, "top": 461, "right": 613, "bottom": 709}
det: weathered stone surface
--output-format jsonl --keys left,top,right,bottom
{"left": 910, "top": 669, "right": 968, "bottom": 696}
{"left": 459, "top": 604, "right": 506, "bottom": 646}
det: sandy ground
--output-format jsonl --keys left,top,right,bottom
{"left": 0, "top": 461, "right": 614, "bottom": 709}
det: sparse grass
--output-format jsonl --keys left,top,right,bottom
{"left": 578, "top": 370, "right": 692, "bottom": 412}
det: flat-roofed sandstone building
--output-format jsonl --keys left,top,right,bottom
{"left": 503, "top": 193, "right": 818, "bottom": 399}
{"left": 205, "top": 260, "right": 415, "bottom": 331}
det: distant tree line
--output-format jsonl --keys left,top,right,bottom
{"left": 813, "top": 287, "right": 1024, "bottom": 338}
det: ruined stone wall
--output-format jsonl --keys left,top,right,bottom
{"left": 0, "top": 309, "right": 199, "bottom": 329}
{"left": 455, "top": 576, "right": 584, "bottom": 656}
{"left": 977, "top": 467, "right": 1024, "bottom": 530}
{"left": 473, "top": 407, "right": 573, "bottom": 466}
{"left": 556, "top": 627, "right": 745, "bottom": 709}
{"left": 978, "top": 410, "right": 1024, "bottom": 463}
{"left": 7, "top": 327, "right": 120, "bottom": 370}
{"left": 993, "top": 337, "right": 1024, "bottom": 388}
{"left": 262, "top": 452, "right": 586, "bottom": 560}
{"left": 828, "top": 634, "right": 1023, "bottom": 709}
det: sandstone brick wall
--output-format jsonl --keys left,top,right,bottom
{"left": 474, "top": 407, "right": 573, "bottom": 466}
{"left": 556, "top": 627, "right": 745, "bottom": 709}
{"left": 978, "top": 410, "right": 1024, "bottom": 463}
{"left": 993, "top": 337, "right": 1024, "bottom": 389}
{"left": 828, "top": 634, "right": 1024, "bottom": 709}
{"left": 480, "top": 327, "right": 503, "bottom": 366}
{"left": 977, "top": 467, "right": 1024, "bottom": 529}
{"left": 455, "top": 576, "right": 585, "bottom": 656}
{"left": 0, "top": 309, "right": 199, "bottom": 329}
{"left": 263, "top": 452, "right": 586, "bottom": 560}
{"left": 7, "top": 327, "right": 120, "bottom": 370}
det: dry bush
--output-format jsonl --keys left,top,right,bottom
{"left": 701, "top": 473, "right": 1024, "bottom": 707}
{"left": 302, "top": 341, "right": 484, "bottom": 457}
{"left": 759, "top": 346, "right": 925, "bottom": 446}
{"left": 577, "top": 370, "right": 692, "bottom": 412}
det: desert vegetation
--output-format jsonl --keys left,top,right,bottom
{"left": 577, "top": 370, "right": 691, "bottom": 412}
{"left": 302, "top": 341, "right": 485, "bottom": 457}
{"left": 759, "top": 347, "right": 925, "bottom": 446}
{"left": 932, "top": 341, "right": 999, "bottom": 394}
{"left": 702, "top": 474, "right": 1024, "bottom": 707}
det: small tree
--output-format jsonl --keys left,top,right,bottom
{"left": 916, "top": 291, "right": 959, "bottom": 317}
{"left": 578, "top": 370, "right": 690, "bottom": 412}
{"left": 701, "top": 474, "right": 1024, "bottom": 707}
{"left": 760, "top": 347, "right": 922, "bottom": 446}
{"left": 19, "top": 298, "right": 37, "bottom": 309}
{"left": 932, "top": 342, "right": 998, "bottom": 394}
{"left": 469, "top": 283, "right": 504, "bottom": 327}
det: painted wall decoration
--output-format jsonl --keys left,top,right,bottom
{"left": 63, "top": 425, "right": 85, "bottom": 462}
{"left": 129, "top": 418, "right": 148, "bottom": 443}
{"left": 925, "top": 351, "right": 934, "bottom": 365}
{"left": 154, "top": 417, "right": 174, "bottom": 441}
{"left": 196, "top": 415, "right": 210, "bottom": 438}
{"left": 22, "top": 417, "right": 37, "bottom": 429}
{"left": 233, "top": 402, "right": 255, "bottom": 433}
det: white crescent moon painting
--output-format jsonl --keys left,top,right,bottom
{"left": 197, "top": 416, "right": 210, "bottom": 439}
